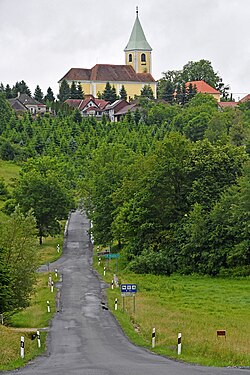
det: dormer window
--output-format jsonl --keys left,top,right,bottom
{"left": 129, "top": 54, "right": 132, "bottom": 62}
{"left": 141, "top": 53, "right": 146, "bottom": 62}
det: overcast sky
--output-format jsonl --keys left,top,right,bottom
{"left": 0, "top": 0, "right": 249, "bottom": 100}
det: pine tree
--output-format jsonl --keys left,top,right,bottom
{"left": 70, "top": 82, "right": 78, "bottom": 99}
{"left": 111, "top": 86, "right": 117, "bottom": 103}
{"left": 140, "top": 85, "right": 154, "bottom": 99}
{"left": 77, "top": 83, "right": 84, "bottom": 99}
{"left": 58, "top": 80, "right": 70, "bottom": 102}
{"left": 12, "top": 80, "right": 31, "bottom": 97}
{"left": 34, "top": 85, "right": 44, "bottom": 103}
{"left": 44, "top": 87, "right": 55, "bottom": 103}
{"left": 119, "top": 85, "right": 127, "bottom": 100}
{"left": 102, "top": 82, "right": 112, "bottom": 102}
{"left": 5, "top": 84, "right": 13, "bottom": 99}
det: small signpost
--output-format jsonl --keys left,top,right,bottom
{"left": 120, "top": 284, "right": 137, "bottom": 313}
{"left": 217, "top": 330, "right": 226, "bottom": 339}
{"left": 105, "top": 253, "right": 120, "bottom": 271}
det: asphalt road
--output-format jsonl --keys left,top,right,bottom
{"left": 4, "top": 210, "right": 249, "bottom": 375}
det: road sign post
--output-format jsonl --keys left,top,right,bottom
{"left": 120, "top": 284, "right": 137, "bottom": 313}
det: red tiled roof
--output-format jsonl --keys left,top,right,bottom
{"left": 60, "top": 68, "right": 91, "bottom": 81}
{"left": 239, "top": 94, "right": 250, "bottom": 102}
{"left": 186, "top": 80, "right": 220, "bottom": 95}
{"left": 59, "top": 64, "right": 155, "bottom": 83}
{"left": 94, "top": 98, "right": 109, "bottom": 109}
{"left": 65, "top": 99, "right": 82, "bottom": 108}
{"left": 218, "top": 101, "right": 238, "bottom": 108}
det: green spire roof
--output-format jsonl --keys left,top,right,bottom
{"left": 124, "top": 9, "right": 152, "bottom": 52}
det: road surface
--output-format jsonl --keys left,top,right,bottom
{"left": 4, "top": 210, "right": 249, "bottom": 375}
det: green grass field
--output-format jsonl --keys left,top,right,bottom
{"left": 96, "top": 255, "right": 250, "bottom": 367}
{"left": 0, "top": 159, "right": 20, "bottom": 185}
{"left": 0, "top": 235, "right": 63, "bottom": 370}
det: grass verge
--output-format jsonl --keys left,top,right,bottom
{"left": 0, "top": 236, "right": 62, "bottom": 371}
{"left": 95, "top": 252, "right": 250, "bottom": 367}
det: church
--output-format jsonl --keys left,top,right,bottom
{"left": 58, "top": 8, "right": 157, "bottom": 100}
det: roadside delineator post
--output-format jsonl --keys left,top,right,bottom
{"left": 98, "top": 258, "right": 101, "bottom": 266}
{"left": 57, "top": 244, "right": 60, "bottom": 253}
{"left": 55, "top": 268, "right": 58, "bottom": 278}
{"left": 103, "top": 267, "right": 106, "bottom": 276}
{"left": 48, "top": 274, "right": 52, "bottom": 287}
{"left": 37, "top": 330, "right": 41, "bottom": 348}
{"left": 51, "top": 281, "right": 54, "bottom": 293}
{"left": 115, "top": 298, "right": 118, "bottom": 311}
{"left": 178, "top": 333, "right": 182, "bottom": 355}
{"left": 20, "top": 336, "right": 25, "bottom": 358}
{"left": 111, "top": 280, "right": 114, "bottom": 289}
{"left": 152, "top": 328, "right": 156, "bottom": 348}
{"left": 47, "top": 300, "right": 50, "bottom": 313}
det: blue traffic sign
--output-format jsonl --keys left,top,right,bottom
{"left": 120, "top": 284, "right": 137, "bottom": 293}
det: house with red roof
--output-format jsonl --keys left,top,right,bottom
{"left": 186, "top": 80, "right": 221, "bottom": 102}
{"left": 59, "top": 9, "right": 156, "bottom": 101}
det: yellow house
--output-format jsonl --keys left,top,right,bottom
{"left": 58, "top": 8, "right": 157, "bottom": 100}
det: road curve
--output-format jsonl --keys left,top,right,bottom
{"left": 4, "top": 210, "right": 248, "bottom": 375}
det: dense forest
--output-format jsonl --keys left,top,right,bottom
{"left": 0, "top": 86, "right": 249, "bottom": 305}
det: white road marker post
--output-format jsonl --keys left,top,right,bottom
{"left": 37, "top": 330, "right": 41, "bottom": 348}
{"left": 47, "top": 300, "right": 50, "bottom": 313}
{"left": 20, "top": 336, "right": 25, "bottom": 358}
{"left": 152, "top": 328, "right": 156, "bottom": 348}
{"left": 48, "top": 274, "right": 52, "bottom": 287}
{"left": 115, "top": 298, "right": 118, "bottom": 311}
{"left": 51, "top": 281, "right": 54, "bottom": 293}
{"left": 103, "top": 266, "right": 106, "bottom": 276}
{"left": 178, "top": 333, "right": 182, "bottom": 355}
{"left": 55, "top": 268, "right": 58, "bottom": 278}
{"left": 111, "top": 280, "right": 114, "bottom": 289}
{"left": 57, "top": 244, "right": 60, "bottom": 253}
{"left": 98, "top": 257, "right": 101, "bottom": 266}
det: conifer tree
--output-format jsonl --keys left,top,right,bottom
{"left": 5, "top": 84, "right": 13, "bottom": 99}
{"left": 44, "top": 87, "right": 55, "bottom": 103}
{"left": 111, "top": 86, "right": 117, "bottom": 103}
{"left": 58, "top": 79, "right": 70, "bottom": 102}
{"left": 34, "top": 85, "right": 44, "bottom": 103}
{"left": 12, "top": 80, "right": 31, "bottom": 97}
{"left": 77, "top": 83, "right": 84, "bottom": 99}
{"left": 140, "top": 84, "right": 154, "bottom": 99}
{"left": 70, "top": 81, "right": 78, "bottom": 99}
{"left": 119, "top": 85, "right": 127, "bottom": 100}
{"left": 102, "top": 82, "right": 113, "bottom": 102}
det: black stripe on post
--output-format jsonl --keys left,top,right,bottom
{"left": 178, "top": 336, "right": 181, "bottom": 345}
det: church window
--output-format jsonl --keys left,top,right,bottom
{"left": 141, "top": 53, "right": 146, "bottom": 62}
{"left": 129, "top": 54, "right": 132, "bottom": 62}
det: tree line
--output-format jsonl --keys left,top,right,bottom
{"left": 0, "top": 62, "right": 249, "bottom": 316}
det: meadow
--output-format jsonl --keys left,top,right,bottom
{"left": 97, "top": 255, "right": 250, "bottom": 367}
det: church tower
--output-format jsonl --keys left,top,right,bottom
{"left": 124, "top": 7, "right": 152, "bottom": 74}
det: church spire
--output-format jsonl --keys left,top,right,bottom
{"left": 124, "top": 8, "right": 152, "bottom": 52}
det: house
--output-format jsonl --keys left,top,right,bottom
{"left": 105, "top": 100, "right": 129, "bottom": 122}
{"left": 8, "top": 98, "right": 29, "bottom": 114}
{"left": 218, "top": 101, "right": 238, "bottom": 110}
{"left": 186, "top": 80, "right": 221, "bottom": 102}
{"left": 114, "top": 102, "right": 139, "bottom": 122}
{"left": 59, "top": 8, "right": 157, "bottom": 100}
{"left": 8, "top": 93, "right": 47, "bottom": 115}
{"left": 65, "top": 95, "right": 109, "bottom": 119}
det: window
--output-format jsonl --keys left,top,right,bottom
{"left": 129, "top": 54, "right": 132, "bottom": 62}
{"left": 141, "top": 53, "right": 146, "bottom": 62}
